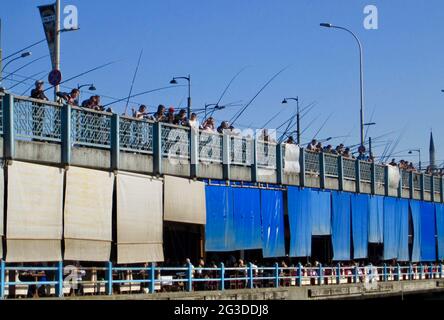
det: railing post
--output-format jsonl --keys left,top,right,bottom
{"left": 61, "top": 104, "right": 71, "bottom": 166}
{"left": 383, "top": 264, "right": 387, "bottom": 282}
{"left": 430, "top": 263, "right": 434, "bottom": 279}
{"left": 384, "top": 165, "right": 389, "bottom": 196}
{"left": 274, "top": 262, "right": 279, "bottom": 288}
{"left": 149, "top": 263, "right": 155, "bottom": 294}
{"left": 248, "top": 263, "right": 254, "bottom": 289}
{"left": 299, "top": 148, "right": 306, "bottom": 187}
{"left": 409, "top": 172, "right": 414, "bottom": 199}
{"left": 298, "top": 263, "right": 303, "bottom": 287}
{"left": 338, "top": 156, "right": 344, "bottom": 191}
{"left": 0, "top": 260, "right": 5, "bottom": 300}
{"left": 153, "top": 122, "right": 162, "bottom": 175}
{"left": 55, "top": 261, "right": 63, "bottom": 298}
{"left": 440, "top": 263, "right": 443, "bottom": 279}
{"left": 110, "top": 113, "right": 120, "bottom": 171}
{"left": 276, "top": 143, "right": 284, "bottom": 185}
{"left": 355, "top": 160, "right": 361, "bottom": 194}
{"left": 441, "top": 177, "right": 444, "bottom": 204}
{"left": 3, "top": 93, "right": 14, "bottom": 160}
{"left": 397, "top": 264, "right": 401, "bottom": 281}
{"left": 431, "top": 176, "right": 435, "bottom": 202}
{"left": 190, "top": 128, "right": 199, "bottom": 178}
{"left": 318, "top": 264, "right": 323, "bottom": 286}
{"left": 398, "top": 170, "right": 403, "bottom": 198}
{"left": 354, "top": 266, "right": 358, "bottom": 284}
{"left": 220, "top": 263, "right": 225, "bottom": 291}
{"left": 251, "top": 138, "right": 258, "bottom": 183}
{"left": 222, "top": 134, "right": 231, "bottom": 180}
{"left": 106, "top": 261, "right": 113, "bottom": 296}
{"left": 336, "top": 263, "right": 341, "bottom": 285}
{"left": 187, "top": 262, "right": 193, "bottom": 292}
{"left": 420, "top": 264, "right": 424, "bottom": 280}
{"left": 409, "top": 264, "right": 413, "bottom": 281}
{"left": 319, "top": 153, "right": 326, "bottom": 189}
{"left": 420, "top": 173, "right": 425, "bottom": 201}
{"left": 371, "top": 162, "right": 376, "bottom": 195}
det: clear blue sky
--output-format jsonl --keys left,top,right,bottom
{"left": 1, "top": 0, "right": 444, "bottom": 166}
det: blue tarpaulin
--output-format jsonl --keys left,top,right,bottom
{"left": 368, "top": 196, "right": 384, "bottom": 243}
{"left": 287, "top": 187, "right": 312, "bottom": 257}
{"left": 420, "top": 202, "right": 436, "bottom": 262}
{"left": 436, "top": 204, "right": 444, "bottom": 260}
{"left": 261, "top": 189, "right": 286, "bottom": 258}
{"left": 351, "top": 194, "right": 369, "bottom": 259}
{"left": 311, "top": 190, "right": 332, "bottom": 236}
{"left": 205, "top": 185, "right": 235, "bottom": 252}
{"left": 410, "top": 200, "right": 422, "bottom": 262}
{"left": 331, "top": 192, "right": 351, "bottom": 261}
{"left": 397, "top": 199, "right": 410, "bottom": 261}
{"left": 232, "top": 188, "right": 262, "bottom": 250}
{"left": 383, "top": 197, "right": 397, "bottom": 260}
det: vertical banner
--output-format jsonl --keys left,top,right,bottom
{"left": 38, "top": 3, "right": 57, "bottom": 69}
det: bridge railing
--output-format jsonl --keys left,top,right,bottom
{"left": 1, "top": 261, "right": 442, "bottom": 298}
{"left": 1, "top": 93, "right": 444, "bottom": 202}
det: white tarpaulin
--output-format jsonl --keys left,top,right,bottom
{"left": 117, "top": 172, "right": 164, "bottom": 264}
{"left": 64, "top": 166, "right": 114, "bottom": 262}
{"left": 6, "top": 161, "right": 63, "bottom": 262}
{"left": 164, "top": 175, "right": 206, "bottom": 225}
{"left": 0, "top": 165, "right": 4, "bottom": 258}
{"left": 284, "top": 144, "right": 301, "bottom": 174}
{"left": 388, "top": 165, "right": 401, "bottom": 189}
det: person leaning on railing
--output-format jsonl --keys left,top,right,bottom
{"left": 30, "top": 80, "right": 49, "bottom": 140}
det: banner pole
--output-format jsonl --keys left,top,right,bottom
{"left": 54, "top": 0, "right": 61, "bottom": 101}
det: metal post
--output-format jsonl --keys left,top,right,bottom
{"left": 431, "top": 175, "right": 435, "bottom": 202}
{"left": 441, "top": 177, "right": 444, "bottom": 203}
{"left": 397, "top": 264, "right": 401, "bottom": 281}
{"left": 420, "top": 264, "right": 424, "bottom": 280}
{"left": 220, "top": 263, "right": 225, "bottom": 291}
{"left": 106, "top": 261, "right": 113, "bottom": 295}
{"left": 354, "top": 266, "right": 358, "bottom": 284}
{"left": 338, "top": 156, "right": 344, "bottom": 191}
{"left": 297, "top": 263, "right": 303, "bottom": 287}
{"left": 299, "top": 148, "right": 306, "bottom": 187}
{"left": 110, "top": 114, "right": 120, "bottom": 171}
{"left": 61, "top": 104, "right": 71, "bottom": 165}
{"left": 370, "top": 162, "right": 376, "bottom": 195}
{"left": 274, "top": 263, "right": 280, "bottom": 288}
{"left": 296, "top": 98, "right": 301, "bottom": 145}
{"left": 355, "top": 160, "right": 361, "bottom": 193}
{"left": 222, "top": 134, "right": 231, "bottom": 180}
{"left": 336, "top": 263, "right": 341, "bottom": 285}
{"left": 440, "top": 263, "right": 443, "bottom": 279}
{"left": 409, "top": 171, "right": 414, "bottom": 199}
{"left": 187, "top": 262, "right": 193, "bottom": 292}
{"left": 0, "top": 260, "right": 5, "bottom": 300}
{"left": 398, "top": 169, "right": 403, "bottom": 198}
{"left": 54, "top": 0, "right": 61, "bottom": 101}
{"left": 383, "top": 264, "right": 387, "bottom": 282}
{"left": 409, "top": 264, "right": 413, "bottom": 281}
{"left": 153, "top": 122, "right": 162, "bottom": 175}
{"left": 320, "top": 153, "right": 326, "bottom": 189}
{"left": 318, "top": 264, "right": 323, "bottom": 286}
{"left": 55, "top": 261, "right": 63, "bottom": 298}
{"left": 187, "top": 75, "right": 191, "bottom": 120}
{"left": 248, "top": 263, "right": 254, "bottom": 289}
{"left": 190, "top": 128, "right": 199, "bottom": 177}
{"left": 149, "top": 263, "right": 155, "bottom": 294}
{"left": 3, "top": 93, "right": 14, "bottom": 159}
{"left": 276, "top": 143, "right": 283, "bottom": 185}
{"left": 384, "top": 165, "right": 389, "bottom": 196}
{"left": 420, "top": 173, "right": 425, "bottom": 201}
{"left": 251, "top": 138, "right": 258, "bottom": 183}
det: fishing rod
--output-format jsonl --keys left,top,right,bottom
{"left": 2, "top": 55, "right": 49, "bottom": 81}
{"left": 230, "top": 66, "right": 290, "bottom": 126}
{"left": 364, "top": 107, "right": 376, "bottom": 142}
{"left": 7, "top": 70, "right": 47, "bottom": 90}
{"left": 44, "top": 60, "right": 119, "bottom": 93}
{"left": 102, "top": 85, "right": 185, "bottom": 108}
{"left": 124, "top": 49, "right": 144, "bottom": 115}
{"left": 312, "top": 113, "right": 334, "bottom": 141}
{"left": 275, "top": 101, "right": 316, "bottom": 132}
{"left": 215, "top": 66, "right": 249, "bottom": 107}
{"left": 2, "top": 39, "right": 46, "bottom": 61}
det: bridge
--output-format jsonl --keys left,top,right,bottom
{"left": 0, "top": 92, "right": 443, "bottom": 300}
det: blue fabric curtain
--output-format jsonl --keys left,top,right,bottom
{"left": 436, "top": 204, "right": 444, "bottom": 261}
{"left": 261, "top": 189, "right": 286, "bottom": 258}
{"left": 351, "top": 194, "right": 369, "bottom": 259}
{"left": 232, "top": 188, "right": 262, "bottom": 250}
{"left": 410, "top": 200, "right": 421, "bottom": 262}
{"left": 311, "top": 190, "right": 332, "bottom": 236}
{"left": 420, "top": 202, "right": 436, "bottom": 262}
{"left": 205, "top": 185, "right": 235, "bottom": 252}
{"left": 396, "top": 199, "right": 410, "bottom": 261}
{"left": 368, "top": 196, "right": 384, "bottom": 243}
{"left": 331, "top": 192, "right": 351, "bottom": 261}
{"left": 383, "top": 197, "right": 398, "bottom": 260}
{"left": 287, "top": 187, "right": 312, "bottom": 257}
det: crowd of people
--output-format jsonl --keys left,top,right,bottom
{"left": 303, "top": 138, "right": 375, "bottom": 162}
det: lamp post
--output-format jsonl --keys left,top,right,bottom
{"left": 0, "top": 51, "right": 32, "bottom": 86}
{"left": 170, "top": 75, "right": 191, "bottom": 119}
{"left": 320, "top": 22, "right": 365, "bottom": 149}
{"left": 409, "top": 149, "right": 422, "bottom": 171}
{"left": 282, "top": 97, "right": 300, "bottom": 145}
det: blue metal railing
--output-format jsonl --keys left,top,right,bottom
{"left": 71, "top": 107, "right": 111, "bottom": 148}
{"left": 1, "top": 261, "right": 442, "bottom": 299}
{"left": 161, "top": 123, "right": 190, "bottom": 159}
{"left": 199, "top": 131, "right": 223, "bottom": 163}
{"left": 343, "top": 158, "right": 356, "bottom": 180}
{"left": 119, "top": 116, "right": 154, "bottom": 154}
{"left": 324, "top": 154, "right": 339, "bottom": 177}
{"left": 230, "top": 136, "right": 253, "bottom": 166}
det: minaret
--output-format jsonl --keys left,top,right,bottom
{"left": 430, "top": 131, "right": 436, "bottom": 172}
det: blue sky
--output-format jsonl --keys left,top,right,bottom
{"left": 1, "top": 0, "right": 444, "bottom": 166}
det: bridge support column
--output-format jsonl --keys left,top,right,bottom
{"left": 355, "top": 160, "right": 361, "bottom": 194}
{"left": 190, "top": 129, "right": 199, "bottom": 178}
{"left": 106, "top": 261, "right": 113, "bottom": 296}
{"left": 338, "top": 156, "right": 344, "bottom": 191}
{"left": 110, "top": 114, "right": 120, "bottom": 171}
{"left": 251, "top": 139, "right": 258, "bottom": 183}
{"left": 61, "top": 104, "right": 71, "bottom": 166}
{"left": 3, "top": 93, "right": 14, "bottom": 160}
{"left": 153, "top": 122, "right": 162, "bottom": 175}
{"left": 370, "top": 162, "right": 376, "bottom": 195}
{"left": 320, "top": 153, "right": 326, "bottom": 189}
{"left": 299, "top": 148, "right": 306, "bottom": 188}
{"left": 409, "top": 172, "right": 414, "bottom": 199}
{"left": 276, "top": 143, "right": 283, "bottom": 185}
{"left": 420, "top": 173, "right": 425, "bottom": 201}
{"left": 431, "top": 176, "right": 435, "bottom": 202}
{"left": 222, "top": 134, "right": 231, "bottom": 180}
{"left": 384, "top": 165, "right": 389, "bottom": 196}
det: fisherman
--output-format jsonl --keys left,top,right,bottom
{"left": 307, "top": 139, "right": 317, "bottom": 151}
{"left": 154, "top": 105, "right": 166, "bottom": 122}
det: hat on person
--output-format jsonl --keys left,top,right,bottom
{"left": 168, "top": 107, "right": 175, "bottom": 113}
{"left": 35, "top": 80, "right": 44, "bottom": 86}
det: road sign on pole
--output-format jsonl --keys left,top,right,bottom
{"left": 48, "top": 69, "right": 62, "bottom": 87}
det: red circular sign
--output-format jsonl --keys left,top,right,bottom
{"left": 48, "top": 69, "right": 62, "bottom": 86}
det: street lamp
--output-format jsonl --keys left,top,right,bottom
{"left": 170, "top": 75, "right": 191, "bottom": 119}
{"left": 204, "top": 103, "right": 226, "bottom": 119}
{"left": 409, "top": 149, "right": 422, "bottom": 171}
{"left": 282, "top": 97, "right": 300, "bottom": 145}
{"left": 320, "top": 22, "right": 365, "bottom": 149}
{"left": 364, "top": 122, "right": 376, "bottom": 156}
{"left": 0, "top": 51, "right": 32, "bottom": 86}
{"left": 77, "top": 83, "right": 96, "bottom": 103}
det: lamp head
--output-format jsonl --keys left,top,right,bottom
{"left": 282, "top": 99, "right": 288, "bottom": 104}
{"left": 89, "top": 85, "right": 96, "bottom": 91}
{"left": 170, "top": 79, "right": 178, "bottom": 85}
{"left": 21, "top": 51, "right": 32, "bottom": 58}
{"left": 320, "top": 23, "right": 332, "bottom": 28}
